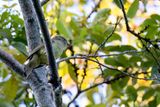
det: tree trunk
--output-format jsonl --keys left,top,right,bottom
{"left": 18, "top": 0, "right": 56, "bottom": 106}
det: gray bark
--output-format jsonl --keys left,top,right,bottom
{"left": 0, "top": 48, "right": 25, "bottom": 77}
{"left": 18, "top": 0, "right": 56, "bottom": 106}
{"left": 27, "top": 67, "right": 56, "bottom": 107}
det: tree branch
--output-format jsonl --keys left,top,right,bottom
{"left": 67, "top": 71, "right": 151, "bottom": 106}
{"left": 94, "top": 17, "right": 121, "bottom": 55}
{"left": 31, "top": 0, "right": 62, "bottom": 106}
{"left": 18, "top": 0, "right": 56, "bottom": 106}
{"left": 118, "top": 0, "right": 160, "bottom": 66}
{"left": 87, "top": 0, "right": 102, "bottom": 19}
{"left": 41, "top": 0, "right": 50, "bottom": 6}
{"left": 58, "top": 55, "right": 156, "bottom": 80}
{"left": 0, "top": 48, "right": 25, "bottom": 77}
{"left": 18, "top": 0, "right": 41, "bottom": 53}
{"left": 31, "top": 0, "right": 60, "bottom": 89}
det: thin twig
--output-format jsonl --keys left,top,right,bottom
{"left": 94, "top": 17, "right": 121, "bottom": 55}
{"left": 77, "top": 50, "right": 145, "bottom": 58}
{"left": 87, "top": 0, "right": 102, "bottom": 19}
{"left": 0, "top": 48, "right": 25, "bottom": 77}
{"left": 67, "top": 71, "right": 152, "bottom": 106}
{"left": 41, "top": 0, "right": 50, "bottom": 6}
{"left": 118, "top": 0, "right": 160, "bottom": 66}
{"left": 79, "top": 43, "right": 93, "bottom": 89}
{"left": 58, "top": 55, "right": 155, "bottom": 80}
{"left": 67, "top": 91, "right": 80, "bottom": 107}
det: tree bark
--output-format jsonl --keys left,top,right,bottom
{"left": 18, "top": 0, "right": 56, "bottom": 106}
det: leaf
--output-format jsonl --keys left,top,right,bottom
{"left": 12, "top": 42, "right": 28, "bottom": 56}
{"left": 104, "top": 45, "right": 137, "bottom": 53}
{"left": 129, "top": 56, "right": 142, "bottom": 66}
{"left": 56, "top": 19, "right": 73, "bottom": 39}
{"left": 0, "top": 29, "right": 11, "bottom": 41}
{"left": 90, "top": 25, "right": 114, "bottom": 45}
{"left": 127, "top": 0, "right": 139, "bottom": 18}
{"left": 142, "top": 88, "right": 155, "bottom": 100}
{"left": 111, "top": 77, "right": 129, "bottom": 92}
{"left": 105, "top": 55, "right": 129, "bottom": 67}
{"left": 87, "top": 104, "right": 106, "bottom": 107}
{"left": 113, "top": 0, "right": 127, "bottom": 8}
{"left": 145, "top": 26, "right": 158, "bottom": 39}
{"left": 104, "top": 57, "right": 118, "bottom": 66}
{"left": 107, "top": 33, "right": 122, "bottom": 42}
{"left": 70, "top": 17, "right": 80, "bottom": 33}
{"left": 3, "top": 3, "right": 17, "bottom": 8}
{"left": 156, "top": 92, "right": 160, "bottom": 104}
{"left": 0, "top": 99, "right": 14, "bottom": 107}
{"left": 103, "top": 69, "right": 120, "bottom": 78}
{"left": 2, "top": 76, "right": 19, "bottom": 101}
{"left": 93, "top": 8, "right": 111, "bottom": 24}
{"left": 149, "top": 99, "right": 157, "bottom": 107}
{"left": 68, "top": 63, "right": 77, "bottom": 83}
{"left": 126, "top": 85, "right": 137, "bottom": 101}
{"left": 151, "top": 14, "right": 160, "bottom": 22}
{"left": 86, "top": 88, "right": 98, "bottom": 104}
{"left": 0, "top": 11, "right": 9, "bottom": 22}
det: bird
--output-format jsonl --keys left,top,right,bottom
{"left": 24, "top": 36, "right": 68, "bottom": 72}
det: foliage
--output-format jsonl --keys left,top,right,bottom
{"left": 0, "top": 0, "right": 160, "bottom": 107}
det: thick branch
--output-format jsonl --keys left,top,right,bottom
{"left": 0, "top": 48, "right": 25, "bottom": 77}
{"left": 31, "top": 0, "right": 62, "bottom": 106}
{"left": 31, "top": 0, "right": 59, "bottom": 87}
{"left": 27, "top": 67, "right": 56, "bottom": 107}
{"left": 18, "top": 0, "right": 41, "bottom": 53}
{"left": 18, "top": 0, "right": 56, "bottom": 107}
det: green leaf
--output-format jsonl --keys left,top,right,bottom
{"left": 103, "top": 69, "right": 120, "bottom": 78}
{"left": 105, "top": 57, "right": 118, "bottom": 66}
{"left": 107, "top": 33, "right": 121, "bottom": 42}
{"left": 93, "top": 8, "right": 111, "bottom": 24}
{"left": 149, "top": 99, "right": 157, "bottom": 107}
{"left": 2, "top": 76, "right": 19, "bottom": 101}
{"left": 126, "top": 85, "right": 137, "bottom": 101}
{"left": 156, "top": 92, "right": 160, "bottom": 104}
{"left": 105, "top": 55, "right": 129, "bottom": 67}
{"left": 145, "top": 26, "right": 158, "bottom": 39}
{"left": 129, "top": 56, "right": 142, "bottom": 66}
{"left": 3, "top": 3, "right": 17, "bottom": 8}
{"left": 0, "top": 29, "right": 11, "bottom": 41}
{"left": 74, "top": 27, "right": 87, "bottom": 45}
{"left": 111, "top": 77, "right": 129, "bottom": 92}
{"left": 104, "top": 45, "right": 137, "bottom": 53}
{"left": 56, "top": 19, "right": 73, "bottom": 39}
{"left": 12, "top": 42, "right": 28, "bottom": 56}
{"left": 151, "top": 14, "right": 160, "bottom": 21}
{"left": 127, "top": 0, "right": 139, "bottom": 18}
{"left": 0, "top": 99, "right": 14, "bottom": 107}
{"left": 70, "top": 17, "right": 80, "bottom": 33}
{"left": 68, "top": 63, "right": 77, "bottom": 83}
{"left": 113, "top": 0, "right": 127, "bottom": 8}
{"left": 87, "top": 104, "right": 106, "bottom": 107}
{"left": 0, "top": 11, "right": 9, "bottom": 22}
{"left": 142, "top": 88, "right": 155, "bottom": 100}
{"left": 86, "top": 88, "right": 98, "bottom": 104}
{"left": 90, "top": 25, "right": 114, "bottom": 45}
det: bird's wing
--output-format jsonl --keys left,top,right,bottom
{"left": 27, "top": 44, "right": 44, "bottom": 60}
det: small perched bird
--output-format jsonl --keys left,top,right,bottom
{"left": 24, "top": 36, "right": 68, "bottom": 72}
